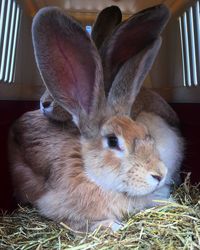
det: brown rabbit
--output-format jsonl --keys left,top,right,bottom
{"left": 9, "top": 5, "right": 184, "bottom": 232}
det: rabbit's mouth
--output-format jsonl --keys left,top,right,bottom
{"left": 119, "top": 175, "right": 166, "bottom": 197}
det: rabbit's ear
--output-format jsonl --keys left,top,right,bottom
{"left": 101, "top": 4, "right": 170, "bottom": 94}
{"left": 107, "top": 38, "right": 161, "bottom": 116}
{"left": 91, "top": 6, "right": 122, "bottom": 50}
{"left": 32, "top": 7, "right": 105, "bottom": 135}
{"left": 39, "top": 6, "right": 121, "bottom": 125}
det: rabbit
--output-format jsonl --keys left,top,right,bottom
{"left": 8, "top": 5, "right": 184, "bottom": 232}
{"left": 40, "top": 5, "right": 122, "bottom": 122}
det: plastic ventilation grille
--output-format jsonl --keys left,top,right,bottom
{"left": 179, "top": 1, "right": 200, "bottom": 87}
{"left": 0, "top": 0, "right": 21, "bottom": 83}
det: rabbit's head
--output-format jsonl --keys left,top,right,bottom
{"left": 32, "top": 5, "right": 170, "bottom": 196}
{"left": 82, "top": 115, "right": 167, "bottom": 196}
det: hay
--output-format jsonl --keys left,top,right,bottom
{"left": 0, "top": 174, "right": 200, "bottom": 250}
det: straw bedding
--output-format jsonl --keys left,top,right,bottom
{"left": 0, "top": 174, "right": 199, "bottom": 250}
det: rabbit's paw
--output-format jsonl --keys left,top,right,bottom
{"left": 91, "top": 219, "right": 123, "bottom": 232}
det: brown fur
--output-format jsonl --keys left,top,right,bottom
{"left": 9, "top": 111, "right": 168, "bottom": 231}
{"left": 8, "top": 6, "right": 183, "bottom": 232}
{"left": 103, "top": 116, "right": 147, "bottom": 150}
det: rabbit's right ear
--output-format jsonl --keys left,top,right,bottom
{"left": 107, "top": 38, "right": 161, "bottom": 116}
{"left": 32, "top": 7, "right": 105, "bottom": 136}
{"left": 91, "top": 6, "right": 122, "bottom": 50}
{"left": 101, "top": 4, "right": 170, "bottom": 94}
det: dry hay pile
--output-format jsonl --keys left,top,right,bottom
{"left": 0, "top": 174, "right": 200, "bottom": 250}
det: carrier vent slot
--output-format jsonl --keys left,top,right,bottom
{"left": 179, "top": 1, "right": 200, "bottom": 87}
{"left": 0, "top": 0, "right": 21, "bottom": 83}
{"left": 86, "top": 25, "right": 92, "bottom": 35}
{"left": 195, "top": 1, "right": 200, "bottom": 85}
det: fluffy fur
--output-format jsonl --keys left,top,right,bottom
{"left": 9, "top": 111, "right": 180, "bottom": 231}
{"left": 9, "top": 5, "right": 184, "bottom": 232}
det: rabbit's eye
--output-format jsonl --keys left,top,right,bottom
{"left": 106, "top": 135, "right": 120, "bottom": 150}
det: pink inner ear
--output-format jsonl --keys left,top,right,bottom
{"left": 58, "top": 35, "right": 95, "bottom": 113}
{"left": 110, "top": 20, "right": 160, "bottom": 70}
{"left": 46, "top": 30, "right": 96, "bottom": 114}
{"left": 53, "top": 32, "right": 96, "bottom": 113}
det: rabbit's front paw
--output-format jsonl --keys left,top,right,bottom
{"left": 91, "top": 219, "right": 123, "bottom": 232}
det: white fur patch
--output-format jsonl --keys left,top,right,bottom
{"left": 85, "top": 166, "right": 121, "bottom": 192}
{"left": 91, "top": 220, "right": 123, "bottom": 232}
{"left": 110, "top": 221, "right": 123, "bottom": 231}
{"left": 136, "top": 112, "right": 184, "bottom": 184}
{"left": 72, "top": 115, "right": 79, "bottom": 126}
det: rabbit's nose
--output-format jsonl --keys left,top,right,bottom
{"left": 42, "top": 101, "right": 51, "bottom": 108}
{"left": 151, "top": 174, "right": 162, "bottom": 182}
